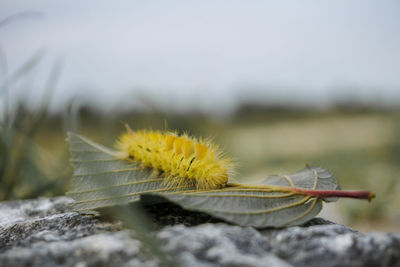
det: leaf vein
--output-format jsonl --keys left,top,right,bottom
{"left": 72, "top": 186, "right": 188, "bottom": 204}
{"left": 67, "top": 178, "right": 165, "bottom": 194}
{"left": 73, "top": 168, "right": 142, "bottom": 177}
{"left": 283, "top": 198, "right": 319, "bottom": 226}
{"left": 198, "top": 196, "right": 312, "bottom": 215}
{"left": 178, "top": 192, "right": 296, "bottom": 199}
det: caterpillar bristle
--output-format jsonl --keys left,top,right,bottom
{"left": 116, "top": 127, "right": 233, "bottom": 190}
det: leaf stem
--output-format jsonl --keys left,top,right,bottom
{"left": 291, "top": 187, "right": 375, "bottom": 202}
{"left": 228, "top": 183, "right": 375, "bottom": 202}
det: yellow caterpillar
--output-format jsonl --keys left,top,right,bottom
{"left": 116, "top": 126, "right": 233, "bottom": 190}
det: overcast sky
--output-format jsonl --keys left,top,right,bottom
{"left": 1, "top": 0, "right": 400, "bottom": 113}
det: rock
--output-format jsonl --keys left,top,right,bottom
{"left": 158, "top": 223, "right": 400, "bottom": 267}
{"left": 157, "top": 224, "right": 290, "bottom": 267}
{"left": 0, "top": 197, "right": 399, "bottom": 267}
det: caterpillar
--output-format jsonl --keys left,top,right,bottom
{"left": 115, "top": 126, "right": 374, "bottom": 202}
{"left": 116, "top": 126, "right": 233, "bottom": 190}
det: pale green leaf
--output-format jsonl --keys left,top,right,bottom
{"left": 66, "top": 132, "right": 339, "bottom": 227}
{"left": 152, "top": 166, "right": 339, "bottom": 227}
{"left": 66, "top": 132, "right": 193, "bottom": 210}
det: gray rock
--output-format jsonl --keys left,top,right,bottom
{"left": 0, "top": 197, "right": 155, "bottom": 267}
{"left": 0, "top": 197, "right": 399, "bottom": 267}
{"left": 157, "top": 224, "right": 290, "bottom": 267}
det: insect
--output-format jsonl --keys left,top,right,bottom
{"left": 116, "top": 126, "right": 233, "bottom": 190}
{"left": 115, "top": 126, "right": 374, "bottom": 202}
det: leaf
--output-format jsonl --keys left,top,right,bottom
{"left": 262, "top": 165, "right": 340, "bottom": 202}
{"left": 145, "top": 166, "right": 335, "bottom": 228}
{"left": 66, "top": 132, "right": 194, "bottom": 211}
{"left": 66, "top": 132, "right": 371, "bottom": 228}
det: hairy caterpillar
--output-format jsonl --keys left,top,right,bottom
{"left": 116, "top": 126, "right": 233, "bottom": 190}
{"left": 115, "top": 126, "right": 374, "bottom": 201}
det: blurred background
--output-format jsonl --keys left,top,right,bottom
{"left": 0, "top": 0, "right": 399, "bottom": 232}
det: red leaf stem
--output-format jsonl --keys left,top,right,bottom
{"left": 291, "top": 187, "right": 375, "bottom": 202}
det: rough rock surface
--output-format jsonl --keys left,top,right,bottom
{"left": 0, "top": 197, "right": 399, "bottom": 267}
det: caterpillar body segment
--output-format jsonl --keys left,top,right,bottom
{"left": 116, "top": 128, "right": 233, "bottom": 190}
